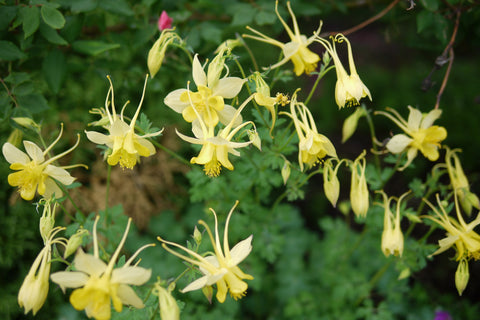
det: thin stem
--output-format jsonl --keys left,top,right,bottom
{"left": 238, "top": 33, "right": 259, "bottom": 72}
{"left": 304, "top": 65, "right": 334, "bottom": 105}
{"left": 0, "top": 78, "right": 19, "bottom": 107}
{"left": 321, "top": 0, "right": 401, "bottom": 37}
{"left": 363, "top": 106, "right": 381, "bottom": 169}
{"left": 171, "top": 42, "right": 193, "bottom": 64}
{"left": 150, "top": 139, "right": 192, "bottom": 167}
{"left": 105, "top": 164, "right": 112, "bottom": 225}
{"left": 435, "top": 47, "right": 454, "bottom": 110}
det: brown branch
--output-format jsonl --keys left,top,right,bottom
{"left": 435, "top": 47, "right": 454, "bottom": 110}
{"left": 320, "top": 0, "right": 402, "bottom": 37}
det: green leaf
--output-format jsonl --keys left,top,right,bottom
{"left": 43, "top": 50, "right": 66, "bottom": 94}
{"left": 72, "top": 40, "right": 120, "bottom": 56}
{"left": 229, "top": 3, "right": 255, "bottom": 26}
{"left": 0, "top": 6, "right": 18, "bottom": 31}
{"left": 21, "top": 6, "right": 40, "bottom": 39}
{"left": 255, "top": 10, "right": 277, "bottom": 26}
{"left": 70, "top": 0, "right": 98, "bottom": 13}
{"left": 41, "top": 5, "right": 65, "bottom": 29}
{"left": 39, "top": 22, "right": 68, "bottom": 45}
{"left": 420, "top": 0, "right": 440, "bottom": 11}
{"left": 0, "top": 40, "right": 27, "bottom": 61}
{"left": 98, "top": 0, "right": 134, "bottom": 16}
{"left": 16, "top": 93, "right": 50, "bottom": 113}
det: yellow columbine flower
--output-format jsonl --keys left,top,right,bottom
{"left": 377, "top": 191, "right": 410, "bottom": 257}
{"left": 243, "top": 1, "right": 321, "bottom": 76}
{"left": 350, "top": 151, "right": 369, "bottom": 218}
{"left": 18, "top": 226, "right": 66, "bottom": 315}
{"left": 281, "top": 90, "right": 337, "bottom": 171}
{"left": 86, "top": 75, "right": 163, "bottom": 169}
{"left": 445, "top": 147, "right": 480, "bottom": 216}
{"left": 175, "top": 95, "right": 255, "bottom": 177}
{"left": 164, "top": 50, "right": 245, "bottom": 128}
{"left": 315, "top": 34, "right": 371, "bottom": 108}
{"left": 2, "top": 125, "right": 85, "bottom": 201}
{"left": 50, "top": 216, "right": 153, "bottom": 320}
{"left": 375, "top": 106, "right": 447, "bottom": 170}
{"left": 423, "top": 193, "right": 480, "bottom": 262}
{"left": 158, "top": 201, "right": 253, "bottom": 303}
{"left": 323, "top": 158, "right": 346, "bottom": 208}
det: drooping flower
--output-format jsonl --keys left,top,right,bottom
{"left": 375, "top": 106, "right": 447, "bottom": 170}
{"left": 251, "top": 72, "right": 279, "bottom": 134}
{"left": 175, "top": 95, "right": 256, "bottom": 177}
{"left": 158, "top": 201, "right": 253, "bottom": 303}
{"left": 164, "top": 50, "right": 245, "bottom": 129}
{"left": 86, "top": 75, "right": 163, "bottom": 169}
{"left": 50, "top": 216, "right": 153, "bottom": 320}
{"left": 243, "top": 1, "right": 321, "bottom": 76}
{"left": 2, "top": 125, "right": 85, "bottom": 201}
{"left": 445, "top": 147, "right": 480, "bottom": 216}
{"left": 377, "top": 190, "right": 410, "bottom": 257}
{"left": 423, "top": 193, "right": 480, "bottom": 262}
{"left": 18, "top": 226, "right": 66, "bottom": 315}
{"left": 315, "top": 34, "right": 371, "bottom": 108}
{"left": 158, "top": 11, "right": 173, "bottom": 31}
{"left": 350, "top": 150, "right": 369, "bottom": 218}
{"left": 281, "top": 90, "right": 337, "bottom": 171}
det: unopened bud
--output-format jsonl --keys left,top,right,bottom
{"left": 350, "top": 151, "right": 369, "bottom": 218}
{"left": 281, "top": 160, "right": 291, "bottom": 185}
{"left": 323, "top": 159, "right": 341, "bottom": 208}
{"left": 39, "top": 201, "right": 57, "bottom": 244}
{"left": 156, "top": 284, "right": 180, "bottom": 320}
{"left": 342, "top": 107, "right": 364, "bottom": 143}
{"left": 455, "top": 259, "right": 469, "bottom": 296}
{"left": 398, "top": 267, "right": 411, "bottom": 280}
{"left": 64, "top": 228, "right": 89, "bottom": 259}
{"left": 202, "top": 285, "right": 214, "bottom": 304}
{"left": 248, "top": 129, "right": 261, "bottom": 150}
{"left": 12, "top": 117, "right": 39, "bottom": 130}
{"left": 193, "top": 226, "right": 202, "bottom": 245}
{"left": 148, "top": 30, "right": 177, "bottom": 78}
{"left": 7, "top": 128, "right": 23, "bottom": 147}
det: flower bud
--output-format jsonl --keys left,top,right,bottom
{"left": 12, "top": 117, "right": 39, "bottom": 130}
{"left": 342, "top": 107, "right": 364, "bottom": 143}
{"left": 323, "top": 159, "right": 342, "bottom": 208}
{"left": 455, "top": 258, "right": 469, "bottom": 296}
{"left": 64, "top": 228, "right": 89, "bottom": 259}
{"left": 207, "top": 48, "right": 228, "bottom": 89}
{"left": 148, "top": 30, "right": 177, "bottom": 78}
{"left": 156, "top": 284, "right": 180, "bottom": 320}
{"left": 7, "top": 128, "right": 23, "bottom": 147}
{"left": 158, "top": 11, "right": 173, "bottom": 31}
{"left": 193, "top": 226, "right": 202, "bottom": 245}
{"left": 281, "top": 160, "right": 291, "bottom": 185}
{"left": 202, "top": 285, "right": 214, "bottom": 304}
{"left": 248, "top": 129, "right": 261, "bottom": 151}
{"left": 350, "top": 151, "right": 369, "bottom": 218}
{"left": 39, "top": 201, "right": 57, "bottom": 244}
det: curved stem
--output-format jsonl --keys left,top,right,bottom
{"left": 304, "top": 65, "right": 335, "bottom": 105}
{"left": 105, "top": 164, "right": 112, "bottom": 225}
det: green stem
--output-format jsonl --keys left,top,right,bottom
{"left": 150, "top": 139, "right": 192, "bottom": 167}
{"left": 355, "top": 259, "right": 393, "bottom": 306}
{"left": 238, "top": 34, "right": 259, "bottom": 72}
{"left": 363, "top": 106, "right": 381, "bottom": 169}
{"left": 105, "top": 164, "right": 112, "bottom": 225}
{"left": 171, "top": 42, "right": 193, "bottom": 64}
{"left": 304, "top": 65, "right": 334, "bottom": 105}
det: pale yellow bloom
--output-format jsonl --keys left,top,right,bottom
{"left": 2, "top": 125, "right": 84, "bottom": 200}
{"left": 377, "top": 191, "right": 410, "bottom": 257}
{"left": 455, "top": 258, "right": 469, "bottom": 296}
{"left": 315, "top": 34, "right": 371, "bottom": 108}
{"left": 376, "top": 106, "right": 447, "bottom": 170}
{"left": 158, "top": 201, "right": 254, "bottom": 303}
{"left": 243, "top": 1, "right": 321, "bottom": 76}
{"left": 282, "top": 90, "right": 337, "bottom": 171}
{"left": 423, "top": 193, "right": 480, "bottom": 262}
{"left": 350, "top": 151, "right": 369, "bottom": 218}
{"left": 18, "top": 226, "right": 66, "bottom": 315}
{"left": 175, "top": 95, "right": 255, "bottom": 177}
{"left": 50, "top": 217, "right": 153, "bottom": 320}
{"left": 164, "top": 50, "right": 245, "bottom": 128}
{"left": 86, "top": 75, "right": 163, "bottom": 169}
{"left": 445, "top": 147, "right": 480, "bottom": 215}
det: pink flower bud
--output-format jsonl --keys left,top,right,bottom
{"left": 158, "top": 11, "right": 173, "bottom": 31}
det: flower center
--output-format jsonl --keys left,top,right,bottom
{"left": 13, "top": 161, "right": 46, "bottom": 196}
{"left": 204, "top": 158, "right": 222, "bottom": 177}
{"left": 108, "top": 149, "right": 137, "bottom": 169}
